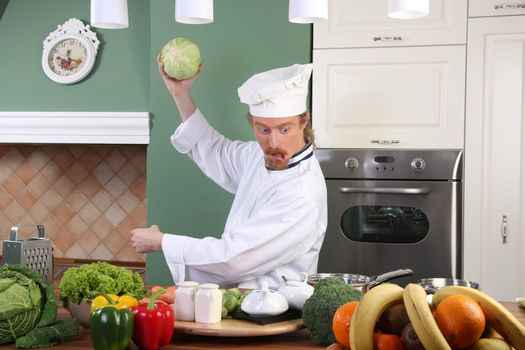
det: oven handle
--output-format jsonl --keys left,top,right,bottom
{"left": 338, "top": 187, "right": 431, "bottom": 195}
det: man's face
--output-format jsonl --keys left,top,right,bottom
{"left": 252, "top": 115, "right": 307, "bottom": 170}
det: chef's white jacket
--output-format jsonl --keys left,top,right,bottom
{"left": 163, "top": 109, "right": 327, "bottom": 289}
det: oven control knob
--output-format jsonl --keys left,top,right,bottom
{"left": 411, "top": 158, "right": 426, "bottom": 172}
{"left": 344, "top": 157, "right": 359, "bottom": 170}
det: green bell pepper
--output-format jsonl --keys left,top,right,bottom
{"left": 90, "top": 294, "right": 134, "bottom": 350}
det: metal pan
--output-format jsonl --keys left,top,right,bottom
{"left": 418, "top": 278, "right": 480, "bottom": 294}
{"left": 307, "top": 268, "right": 413, "bottom": 293}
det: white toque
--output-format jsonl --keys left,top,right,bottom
{"left": 238, "top": 63, "right": 313, "bottom": 118}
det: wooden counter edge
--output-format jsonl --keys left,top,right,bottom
{"left": 0, "top": 302, "right": 522, "bottom": 350}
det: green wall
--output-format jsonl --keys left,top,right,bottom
{"left": 0, "top": 0, "right": 149, "bottom": 111}
{"left": 0, "top": 0, "right": 311, "bottom": 285}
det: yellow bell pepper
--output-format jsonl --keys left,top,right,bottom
{"left": 90, "top": 294, "right": 138, "bottom": 313}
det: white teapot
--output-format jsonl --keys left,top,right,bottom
{"left": 278, "top": 272, "right": 314, "bottom": 310}
{"left": 241, "top": 280, "right": 289, "bottom": 316}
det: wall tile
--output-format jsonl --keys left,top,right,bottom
{"left": 15, "top": 188, "right": 38, "bottom": 209}
{"left": 4, "top": 201, "right": 24, "bottom": 223}
{"left": 92, "top": 189, "right": 113, "bottom": 213}
{"left": 41, "top": 161, "right": 62, "bottom": 184}
{"left": 0, "top": 145, "right": 146, "bottom": 263}
{"left": 65, "top": 189, "right": 89, "bottom": 212}
{"left": 54, "top": 148, "right": 76, "bottom": 171}
{"left": 15, "top": 161, "right": 38, "bottom": 184}
{"left": 2, "top": 148, "right": 24, "bottom": 170}
{"left": 65, "top": 242, "right": 88, "bottom": 259}
{"left": 105, "top": 203, "right": 126, "bottom": 227}
{"left": 54, "top": 175, "right": 75, "bottom": 198}
{"left": 27, "top": 174, "right": 50, "bottom": 197}
{"left": 93, "top": 163, "right": 114, "bottom": 186}
{"left": 118, "top": 191, "right": 141, "bottom": 214}
{"left": 0, "top": 187, "right": 12, "bottom": 211}
{"left": 92, "top": 216, "right": 113, "bottom": 240}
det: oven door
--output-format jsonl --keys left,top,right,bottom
{"left": 318, "top": 179, "right": 462, "bottom": 286}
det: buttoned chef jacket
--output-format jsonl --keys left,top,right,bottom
{"left": 163, "top": 109, "right": 327, "bottom": 289}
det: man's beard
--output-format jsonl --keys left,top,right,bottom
{"left": 264, "top": 148, "right": 289, "bottom": 170}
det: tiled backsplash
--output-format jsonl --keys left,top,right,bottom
{"left": 0, "top": 144, "right": 146, "bottom": 263}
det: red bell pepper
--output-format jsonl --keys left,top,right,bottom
{"left": 130, "top": 288, "right": 175, "bottom": 350}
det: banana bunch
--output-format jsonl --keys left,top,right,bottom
{"left": 347, "top": 283, "right": 525, "bottom": 350}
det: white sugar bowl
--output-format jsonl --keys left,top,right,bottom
{"left": 278, "top": 273, "right": 314, "bottom": 310}
{"left": 241, "top": 281, "right": 289, "bottom": 316}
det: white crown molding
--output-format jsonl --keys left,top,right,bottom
{"left": 0, "top": 111, "right": 149, "bottom": 144}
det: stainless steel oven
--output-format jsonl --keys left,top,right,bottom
{"left": 314, "top": 149, "right": 463, "bottom": 286}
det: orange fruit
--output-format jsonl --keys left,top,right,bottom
{"left": 373, "top": 333, "right": 405, "bottom": 350}
{"left": 434, "top": 294, "right": 486, "bottom": 349}
{"left": 332, "top": 301, "right": 359, "bottom": 348}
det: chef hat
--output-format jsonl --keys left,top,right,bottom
{"left": 238, "top": 63, "right": 313, "bottom": 118}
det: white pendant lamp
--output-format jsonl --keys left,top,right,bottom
{"left": 90, "top": 0, "right": 129, "bottom": 29}
{"left": 388, "top": 0, "right": 429, "bottom": 19}
{"left": 175, "top": 0, "right": 214, "bottom": 24}
{"left": 289, "top": 0, "right": 328, "bottom": 24}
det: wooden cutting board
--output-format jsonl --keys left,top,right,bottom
{"left": 174, "top": 318, "right": 305, "bottom": 337}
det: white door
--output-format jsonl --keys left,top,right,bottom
{"left": 464, "top": 16, "right": 525, "bottom": 301}
{"left": 312, "top": 45, "right": 465, "bottom": 149}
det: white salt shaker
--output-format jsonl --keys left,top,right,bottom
{"left": 175, "top": 281, "right": 199, "bottom": 321}
{"left": 194, "top": 283, "right": 222, "bottom": 324}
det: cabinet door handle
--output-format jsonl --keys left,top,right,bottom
{"left": 371, "top": 139, "right": 400, "bottom": 144}
{"left": 372, "top": 36, "right": 402, "bottom": 42}
{"left": 494, "top": 3, "right": 525, "bottom": 9}
{"left": 501, "top": 215, "right": 508, "bottom": 244}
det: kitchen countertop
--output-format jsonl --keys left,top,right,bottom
{"left": 0, "top": 268, "right": 524, "bottom": 350}
{"left": 0, "top": 301, "right": 523, "bottom": 350}
{"left": 0, "top": 305, "right": 322, "bottom": 350}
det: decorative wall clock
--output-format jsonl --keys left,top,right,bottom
{"left": 42, "top": 18, "right": 100, "bottom": 84}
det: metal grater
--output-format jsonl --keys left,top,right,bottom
{"left": 3, "top": 224, "right": 53, "bottom": 285}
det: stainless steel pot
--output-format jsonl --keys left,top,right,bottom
{"left": 307, "top": 268, "right": 413, "bottom": 293}
{"left": 418, "top": 278, "right": 480, "bottom": 294}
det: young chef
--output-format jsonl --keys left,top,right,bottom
{"left": 130, "top": 59, "right": 327, "bottom": 289}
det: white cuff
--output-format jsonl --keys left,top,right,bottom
{"left": 162, "top": 233, "right": 188, "bottom": 265}
{"left": 170, "top": 108, "right": 210, "bottom": 154}
{"left": 161, "top": 234, "right": 189, "bottom": 283}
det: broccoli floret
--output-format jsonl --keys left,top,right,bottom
{"left": 313, "top": 276, "right": 346, "bottom": 290}
{"left": 302, "top": 277, "right": 363, "bottom": 345}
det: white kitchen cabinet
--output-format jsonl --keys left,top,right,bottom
{"left": 312, "top": 45, "right": 466, "bottom": 149}
{"left": 314, "top": 0, "right": 467, "bottom": 48}
{"left": 464, "top": 15, "right": 525, "bottom": 301}
{"left": 468, "top": 0, "right": 525, "bottom": 17}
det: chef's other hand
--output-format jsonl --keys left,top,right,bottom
{"left": 131, "top": 224, "right": 164, "bottom": 253}
{"left": 157, "top": 49, "right": 203, "bottom": 98}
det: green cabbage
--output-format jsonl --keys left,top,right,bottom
{"left": 0, "top": 265, "right": 56, "bottom": 344}
{"left": 161, "top": 37, "right": 201, "bottom": 80}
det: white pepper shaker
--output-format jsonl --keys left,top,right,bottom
{"left": 194, "top": 283, "right": 222, "bottom": 324}
{"left": 175, "top": 281, "right": 199, "bottom": 321}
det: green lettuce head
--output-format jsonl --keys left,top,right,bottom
{"left": 0, "top": 265, "right": 57, "bottom": 344}
{"left": 59, "top": 261, "right": 146, "bottom": 306}
{"left": 161, "top": 37, "right": 201, "bottom": 80}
